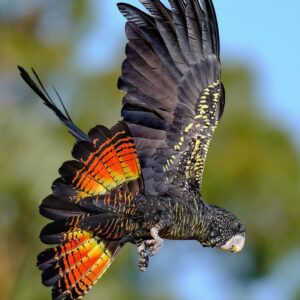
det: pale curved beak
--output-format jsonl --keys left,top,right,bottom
{"left": 219, "top": 232, "right": 245, "bottom": 253}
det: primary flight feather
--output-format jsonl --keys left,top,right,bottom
{"left": 19, "top": 0, "right": 245, "bottom": 299}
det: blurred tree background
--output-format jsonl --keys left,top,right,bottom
{"left": 0, "top": 1, "right": 299, "bottom": 300}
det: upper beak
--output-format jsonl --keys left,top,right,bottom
{"left": 219, "top": 232, "right": 246, "bottom": 253}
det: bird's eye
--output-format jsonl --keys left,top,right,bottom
{"left": 234, "top": 222, "right": 243, "bottom": 233}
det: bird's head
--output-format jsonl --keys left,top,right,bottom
{"left": 199, "top": 204, "right": 245, "bottom": 253}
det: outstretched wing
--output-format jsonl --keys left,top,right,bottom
{"left": 119, "top": 0, "right": 225, "bottom": 196}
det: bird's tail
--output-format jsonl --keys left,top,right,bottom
{"left": 38, "top": 225, "right": 121, "bottom": 300}
{"left": 36, "top": 120, "right": 144, "bottom": 299}
{"left": 18, "top": 66, "right": 89, "bottom": 141}
{"left": 18, "top": 66, "right": 145, "bottom": 298}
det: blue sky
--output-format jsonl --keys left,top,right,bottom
{"left": 75, "top": 0, "right": 300, "bottom": 146}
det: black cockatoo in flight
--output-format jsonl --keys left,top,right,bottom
{"left": 19, "top": 0, "right": 246, "bottom": 299}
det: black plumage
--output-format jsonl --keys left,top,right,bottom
{"left": 120, "top": 1, "right": 224, "bottom": 192}
{"left": 19, "top": 1, "right": 245, "bottom": 299}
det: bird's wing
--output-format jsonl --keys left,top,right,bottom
{"left": 119, "top": 0, "right": 225, "bottom": 196}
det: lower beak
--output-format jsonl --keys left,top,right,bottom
{"left": 219, "top": 232, "right": 246, "bottom": 253}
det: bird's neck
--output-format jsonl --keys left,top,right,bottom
{"left": 194, "top": 201, "right": 212, "bottom": 243}
{"left": 196, "top": 202, "right": 228, "bottom": 247}
{"left": 159, "top": 193, "right": 207, "bottom": 241}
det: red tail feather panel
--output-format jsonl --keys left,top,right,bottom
{"left": 38, "top": 230, "right": 121, "bottom": 300}
{"left": 59, "top": 122, "right": 142, "bottom": 201}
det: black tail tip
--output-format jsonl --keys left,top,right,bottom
{"left": 18, "top": 65, "right": 25, "bottom": 73}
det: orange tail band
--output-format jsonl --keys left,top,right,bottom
{"left": 38, "top": 230, "right": 121, "bottom": 300}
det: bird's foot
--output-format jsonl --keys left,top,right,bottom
{"left": 136, "top": 227, "right": 164, "bottom": 272}
{"left": 146, "top": 227, "right": 164, "bottom": 256}
{"left": 137, "top": 242, "right": 149, "bottom": 272}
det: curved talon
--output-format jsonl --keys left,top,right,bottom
{"left": 145, "top": 239, "right": 162, "bottom": 256}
